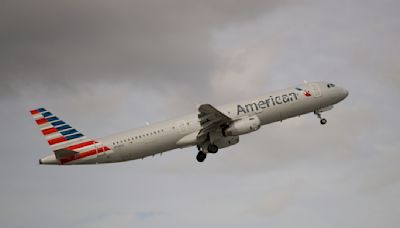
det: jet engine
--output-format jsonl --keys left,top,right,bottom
{"left": 224, "top": 116, "right": 261, "bottom": 136}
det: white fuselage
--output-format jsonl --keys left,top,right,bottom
{"left": 40, "top": 82, "right": 348, "bottom": 165}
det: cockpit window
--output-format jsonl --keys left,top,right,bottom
{"left": 295, "top": 87, "right": 303, "bottom": 91}
{"left": 327, "top": 83, "right": 335, "bottom": 88}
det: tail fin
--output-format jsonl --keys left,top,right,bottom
{"left": 29, "top": 108, "right": 90, "bottom": 151}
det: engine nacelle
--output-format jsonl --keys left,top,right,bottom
{"left": 224, "top": 116, "right": 261, "bottom": 136}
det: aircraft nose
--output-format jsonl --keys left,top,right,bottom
{"left": 339, "top": 87, "right": 349, "bottom": 100}
{"left": 343, "top": 88, "right": 349, "bottom": 98}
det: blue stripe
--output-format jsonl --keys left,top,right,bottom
{"left": 65, "top": 133, "right": 84, "bottom": 140}
{"left": 56, "top": 125, "right": 71, "bottom": 131}
{"left": 42, "top": 112, "right": 52, "bottom": 117}
{"left": 38, "top": 108, "right": 46, "bottom": 112}
{"left": 60, "top": 129, "right": 78, "bottom": 136}
{"left": 46, "top": 116, "right": 59, "bottom": 122}
{"left": 51, "top": 121, "right": 65, "bottom": 126}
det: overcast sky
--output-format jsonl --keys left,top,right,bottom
{"left": 1, "top": 0, "right": 400, "bottom": 227}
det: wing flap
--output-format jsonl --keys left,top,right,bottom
{"left": 197, "top": 104, "right": 232, "bottom": 141}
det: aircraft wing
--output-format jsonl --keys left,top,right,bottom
{"left": 197, "top": 104, "right": 232, "bottom": 141}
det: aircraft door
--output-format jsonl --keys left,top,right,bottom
{"left": 310, "top": 83, "right": 322, "bottom": 97}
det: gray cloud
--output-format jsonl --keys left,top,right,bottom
{"left": 0, "top": 0, "right": 285, "bottom": 98}
{"left": 1, "top": 0, "right": 400, "bottom": 228}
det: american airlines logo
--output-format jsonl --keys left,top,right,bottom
{"left": 237, "top": 92, "right": 299, "bottom": 115}
{"left": 304, "top": 90, "right": 312, "bottom": 97}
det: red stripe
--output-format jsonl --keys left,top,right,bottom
{"left": 99, "top": 146, "right": 110, "bottom": 152}
{"left": 42, "top": 127, "right": 58, "bottom": 135}
{"left": 66, "top": 140, "right": 96, "bottom": 150}
{"left": 60, "top": 147, "right": 110, "bottom": 164}
{"left": 80, "top": 149, "right": 98, "bottom": 157}
{"left": 48, "top": 136, "right": 66, "bottom": 145}
{"left": 36, "top": 118, "right": 48, "bottom": 125}
{"left": 30, "top": 110, "right": 39, "bottom": 115}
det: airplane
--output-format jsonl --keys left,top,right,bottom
{"left": 32, "top": 81, "right": 348, "bottom": 165}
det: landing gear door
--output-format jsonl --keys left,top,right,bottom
{"left": 310, "top": 83, "right": 322, "bottom": 97}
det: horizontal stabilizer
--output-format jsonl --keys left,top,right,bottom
{"left": 53, "top": 149, "right": 79, "bottom": 159}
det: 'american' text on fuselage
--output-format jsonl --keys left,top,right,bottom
{"left": 237, "top": 92, "right": 298, "bottom": 115}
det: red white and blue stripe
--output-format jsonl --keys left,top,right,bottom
{"left": 30, "top": 108, "right": 110, "bottom": 164}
